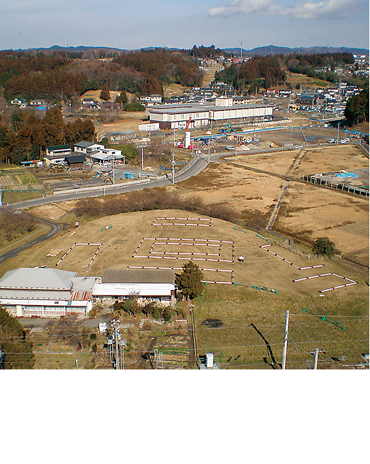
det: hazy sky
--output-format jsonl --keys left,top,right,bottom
{"left": 0, "top": 0, "right": 368, "bottom": 51}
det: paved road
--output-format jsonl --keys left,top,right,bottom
{"left": 0, "top": 214, "right": 61, "bottom": 265}
{"left": 0, "top": 144, "right": 322, "bottom": 264}
{"left": 0, "top": 155, "right": 210, "bottom": 265}
{"left": 5, "top": 155, "right": 211, "bottom": 210}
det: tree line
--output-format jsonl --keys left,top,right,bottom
{"left": 0, "top": 107, "right": 95, "bottom": 164}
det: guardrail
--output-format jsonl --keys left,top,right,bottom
{"left": 52, "top": 176, "right": 154, "bottom": 196}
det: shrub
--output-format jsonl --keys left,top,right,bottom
{"left": 163, "top": 308, "right": 172, "bottom": 322}
{"left": 153, "top": 307, "right": 160, "bottom": 320}
{"left": 312, "top": 237, "right": 336, "bottom": 257}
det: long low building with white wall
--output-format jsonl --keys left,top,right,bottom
{"left": 0, "top": 268, "right": 177, "bottom": 318}
{"left": 147, "top": 100, "right": 273, "bottom": 130}
{"left": 93, "top": 269, "right": 176, "bottom": 306}
{"left": 0, "top": 268, "right": 95, "bottom": 318}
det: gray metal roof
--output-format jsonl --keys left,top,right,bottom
{"left": 74, "top": 141, "right": 94, "bottom": 148}
{"left": 90, "top": 153, "right": 124, "bottom": 161}
{"left": 65, "top": 154, "right": 86, "bottom": 164}
{"left": 71, "top": 276, "right": 96, "bottom": 292}
{"left": 103, "top": 269, "right": 175, "bottom": 284}
{"left": 47, "top": 145, "right": 71, "bottom": 151}
{"left": 0, "top": 289, "right": 71, "bottom": 300}
{"left": 0, "top": 268, "right": 77, "bottom": 290}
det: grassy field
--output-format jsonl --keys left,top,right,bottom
{"left": 286, "top": 72, "right": 331, "bottom": 89}
{"left": 193, "top": 284, "right": 368, "bottom": 369}
{"left": 1, "top": 142, "right": 368, "bottom": 370}
{"left": 2, "top": 206, "right": 367, "bottom": 369}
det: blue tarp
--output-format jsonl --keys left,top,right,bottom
{"left": 335, "top": 172, "right": 359, "bottom": 178}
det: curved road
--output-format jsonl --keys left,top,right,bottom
{"left": 6, "top": 155, "right": 211, "bottom": 210}
{"left": 0, "top": 144, "right": 322, "bottom": 264}
{"left": 0, "top": 214, "right": 61, "bottom": 265}
{"left": 0, "top": 155, "right": 211, "bottom": 265}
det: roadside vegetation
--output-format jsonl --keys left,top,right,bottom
{"left": 75, "top": 188, "right": 240, "bottom": 224}
{"left": 0, "top": 209, "right": 36, "bottom": 245}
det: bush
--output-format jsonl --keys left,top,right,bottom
{"left": 163, "top": 308, "right": 172, "bottom": 322}
{"left": 124, "top": 102, "right": 145, "bottom": 112}
{"left": 153, "top": 307, "right": 160, "bottom": 320}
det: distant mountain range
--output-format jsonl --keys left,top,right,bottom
{"left": 224, "top": 45, "right": 369, "bottom": 56}
{"left": 12, "top": 44, "right": 369, "bottom": 56}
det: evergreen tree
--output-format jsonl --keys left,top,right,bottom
{"left": 0, "top": 306, "right": 35, "bottom": 369}
{"left": 344, "top": 84, "right": 369, "bottom": 125}
{"left": 115, "top": 90, "right": 128, "bottom": 104}
{"left": 312, "top": 237, "right": 336, "bottom": 257}
{"left": 175, "top": 261, "right": 204, "bottom": 300}
{"left": 100, "top": 84, "right": 111, "bottom": 101}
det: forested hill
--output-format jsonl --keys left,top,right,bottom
{"left": 214, "top": 52, "right": 364, "bottom": 93}
{"left": 0, "top": 48, "right": 203, "bottom": 102}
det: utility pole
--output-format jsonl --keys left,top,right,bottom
{"left": 111, "top": 319, "right": 123, "bottom": 369}
{"left": 154, "top": 349, "right": 159, "bottom": 369}
{"left": 282, "top": 310, "right": 290, "bottom": 369}
{"left": 240, "top": 39, "right": 243, "bottom": 61}
{"left": 112, "top": 156, "right": 115, "bottom": 184}
{"left": 337, "top": 123, "right": 340, "bottom": 144}
{"left": 171, "top": 152, "right": 175, "bottom": 184}
{"left": 309, "top": 347, "right": 324, "bottom": 370}
{"left": 141, "top": 146, "right": 144, "bottom": 170}
{"left": 120, "top": 340, "right": 126, "bottom": 369}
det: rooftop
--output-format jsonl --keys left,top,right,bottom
{"left": 149, "top": 103, "right": 272, "bottom": 115}
{"left": 102, "top": 269, "right": 175, "bottom": 285}
{"left": 0, "top": 268, "right": 77, "bottom": 290}
{"left": 74, "top": 141, "right": 94, "bottom": 148}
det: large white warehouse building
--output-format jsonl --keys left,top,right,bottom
{"left": 147, "top": 100, "right": 273, "bottom": 130}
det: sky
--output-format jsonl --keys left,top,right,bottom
{"left": 0, "top": 0, "right": 368, "bottom": 51}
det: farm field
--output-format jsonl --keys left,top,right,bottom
{"left": 176, "top": 145, "right": 369, "bottom": 265}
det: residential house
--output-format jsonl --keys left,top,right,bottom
{"left": 140, "top": 94, "right": 163, "bottom": 105}
{"left": 74, "top": 141, "right": 105, "bottom": 154}
{"left": 46, "top": 145, "right": 72, "bottom": 157}
{"left": 65, "top": 154, "right": 86, "bottom": 170}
